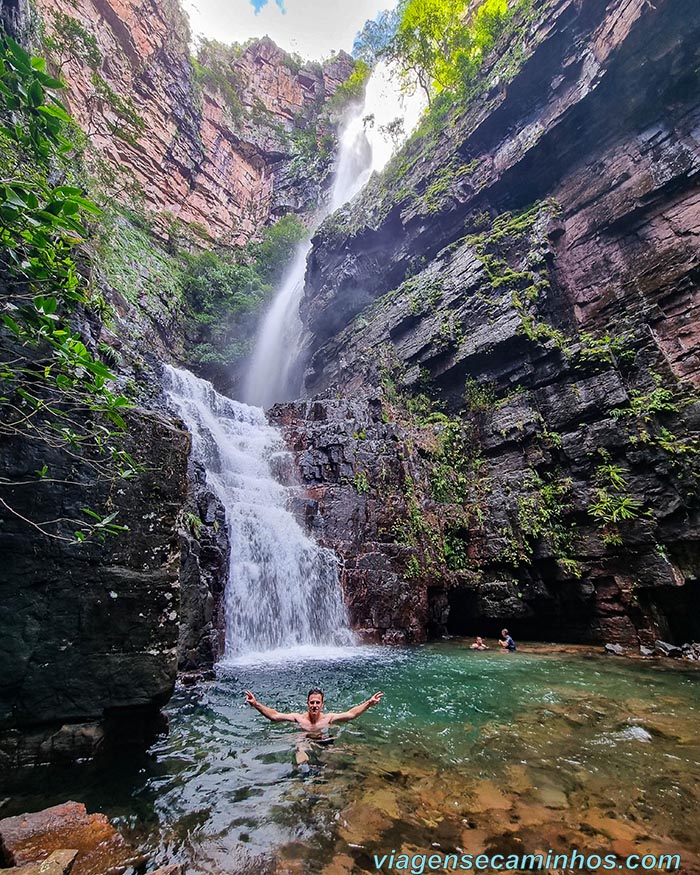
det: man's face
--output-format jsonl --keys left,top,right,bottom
{"left": 307, "top": 694, "right": 323, "bottom": 715}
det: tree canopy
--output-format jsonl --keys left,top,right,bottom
{"left": 371, "top": 0, "right": 516, "bottom": 105}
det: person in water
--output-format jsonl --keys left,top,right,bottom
{"left": 244, "top": 688, "right": 384, "bottom": 767}
{"left": 499, "top": 629, "right": 517, "bottom": 651}
{"left": 470, "top": 636, "right": 488, "bottom": 650}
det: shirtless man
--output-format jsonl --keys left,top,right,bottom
{"left": 244, "top": 688, "right": 383, "bottom": 768}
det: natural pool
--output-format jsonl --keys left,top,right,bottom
{"left": 5, "top": 644, "right": 700, "bottom": 875}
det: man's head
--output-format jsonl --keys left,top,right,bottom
{"left": 502, "top": 628, "right": 509, "bottom": 637}
{"left": 307, "top": 688, "right": 324, "bottom": 715}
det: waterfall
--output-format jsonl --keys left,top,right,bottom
{"left": 243, "top": 61, "right": 426, "bottom": 408}
{"left": 166, "top": 365, "right": 353, "bottom": 660}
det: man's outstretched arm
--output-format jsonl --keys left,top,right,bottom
{"left": 244, "top": 690, "right": 298, "bottom": 723}
{"left": 330, "top": 691, "right": 384, "bottom": 724}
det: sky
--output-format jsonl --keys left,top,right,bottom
{"left": 181, "top": 0, "right": 395, "bottom": 61}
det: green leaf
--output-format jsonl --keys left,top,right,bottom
{"left": 37, "top": 74, "right": 64, "bottom": 89}
{"left": 28, "top": 79, "right": 44, "bottom": 107}
{"left": 6, "top": 36, "right": 33, "bottom": 72}
{"left": 1, "top": 315, "right": 22, "bottom": 336}
{"left": 55, "top": 374, "right": 72, "bottom": 390}
{"left": 37, "top": 103, "right": 71, "bottom": 123}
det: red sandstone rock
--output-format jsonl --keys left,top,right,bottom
{"left": 32, "top": 0, "right": 353, "bottom": 244}
{"left": 0, "top": 802, "right": 146, "bottom": 875}
{"left": 0, "top": 849, "right": 79, "bottom": 875}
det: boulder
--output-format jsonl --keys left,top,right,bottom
{"left": 0, "top": 849, "right": 78, "bottom": 875}
{"left": 654, "top": 640, "right": 684, "bottom": 658}
{"left": 0, "top": 802, "right": 145, "bottom": 875}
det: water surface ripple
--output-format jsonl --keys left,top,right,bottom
{"left": 4, "top": 644, "right": 700, "bottom": 875}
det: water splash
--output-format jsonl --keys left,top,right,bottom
{"left": 166, "top": 365, "right": 353, "bottom": 657}
{"left": 243, "top": 61, "right": 425, "bottom": 408}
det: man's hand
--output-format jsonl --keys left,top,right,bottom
{"left": 368, "top": 691, "right": 383, "bottom": 706}
{"left": 244, "top": 690, "right": 257, "bottom": 706}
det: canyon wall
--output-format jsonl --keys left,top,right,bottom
{"left": 289, "top": 0, "right": 700, "bottom": 646}
{"left": 31, "top": 0, "right": 354, "bottom": 243}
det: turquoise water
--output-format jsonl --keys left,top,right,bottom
{"left": 4, "top": 644, "right": 700, "bottom": 874}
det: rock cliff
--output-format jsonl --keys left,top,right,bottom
{"left": 0, "top": 409, "right": 189, "bottom": 768}
{"left": 290, "top": 0, "right": 700, "bottom": 646}
{"left": 31, "top": 0, "right": 354, "bottom": 243}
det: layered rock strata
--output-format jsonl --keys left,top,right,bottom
{"left": 273, "top": 393, "right": 700, "bottom": 646}
{"left": 293, "top": 0, "right": 700, "bottom": 645}
{"left": 31, "top": 0, "right": 354, "bottom": 243}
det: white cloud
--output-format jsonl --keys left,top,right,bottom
{"left": 181, "top": 0, "right": 395, "bottom": 61}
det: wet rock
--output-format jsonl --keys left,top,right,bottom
{"left": 681, "top": 642, "right": 700, "bottom": 660}
{"left": 288, "top": 0, "right": 700, "bottom": 648}
{"left": 0, "top": 802, "right": 145, "bottom": 875}
{"left": 178, "top": 462, "right": 229, "bottom": 673}
{"left": 0, "top": 849, "right": 79, "bottom": 875}
{"left": 0, "top": 410, "right": 189, "bottom": 769}
{"left": 605, "top": 643, "right": 627, "bottom": 656}
{"left": 654, "top": 640, "right": 684, "bottom": 658}
{"left": 639, "top": 646, "right": 655, "bottom": 657}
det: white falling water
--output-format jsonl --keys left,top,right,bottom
{"left": 243, "top": 61, "right": 426, "bottom": 408}
{"left": 166, "top": 365, "right": 353, "bottom": 660}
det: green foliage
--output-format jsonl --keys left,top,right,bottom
{"left": 182, "top": 216, "right": 306, "bottom": 367}
{"left": 385, "top": 0, "right": 519, "bottom": 105}
{"left": 89, "top": 72, "right": 145, "bottom": 145}
{"left": 98, "top": 211, "right": 183, "bottom": 307}
{"left": 191, "top": 42, "right": 245, "bottom": 122}
{"left": 607, "top": 373, "right": 700, "bottom": 495}
{"left": 250, "top": 215, "right": 307, "bottom": 283}
{"left": 184, "top": 511, "right": 203, "bottom": 538}
{"left": 463, "top": 377, "right": 495, "bottom": 413}
{"left": 442, "top": 525, "right": 470, "bottom": 570}
{"left": 588, "top": 458, "right": 643, "bottom": 547}
{"left": 0, "top": 36, "right": 136, "bottom": 542}
{"left": 612, "top": 375, "right": 688, "bottom": 422}
{"left": 510, "top": 471, "right": 580, "bottom": 575}
{"left": 353, "top": 471, "right": 370, "bottom": 494}
{"left": 0, "top": 35, "right": 71, "bottom": 158}
{"left": 353, "top": 9, "right": 398, "bottom": 64}
{"left": 576, "top": 332, "right": 635, "bottom": 370}
{"left": 429, "top": 419, "right": 475, "bottom": 503}
{"left": 44, "top": 12, "right": 102, "bottom": 69}
{"left": 385, "top": 0, "right": 469, "bottom": 104}
{"left": 329, "top": 60, "right": 371, "bottom": 111}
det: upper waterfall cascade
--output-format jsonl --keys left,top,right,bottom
{"left": 243, "top": 62, "right": 426, "bottom": 408}
{"left": 166, "top": 366, "right": 353, "bottom": 659}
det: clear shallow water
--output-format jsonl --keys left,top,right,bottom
{"left": 4, "top": 644, "right": 700, "bottom": 874}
